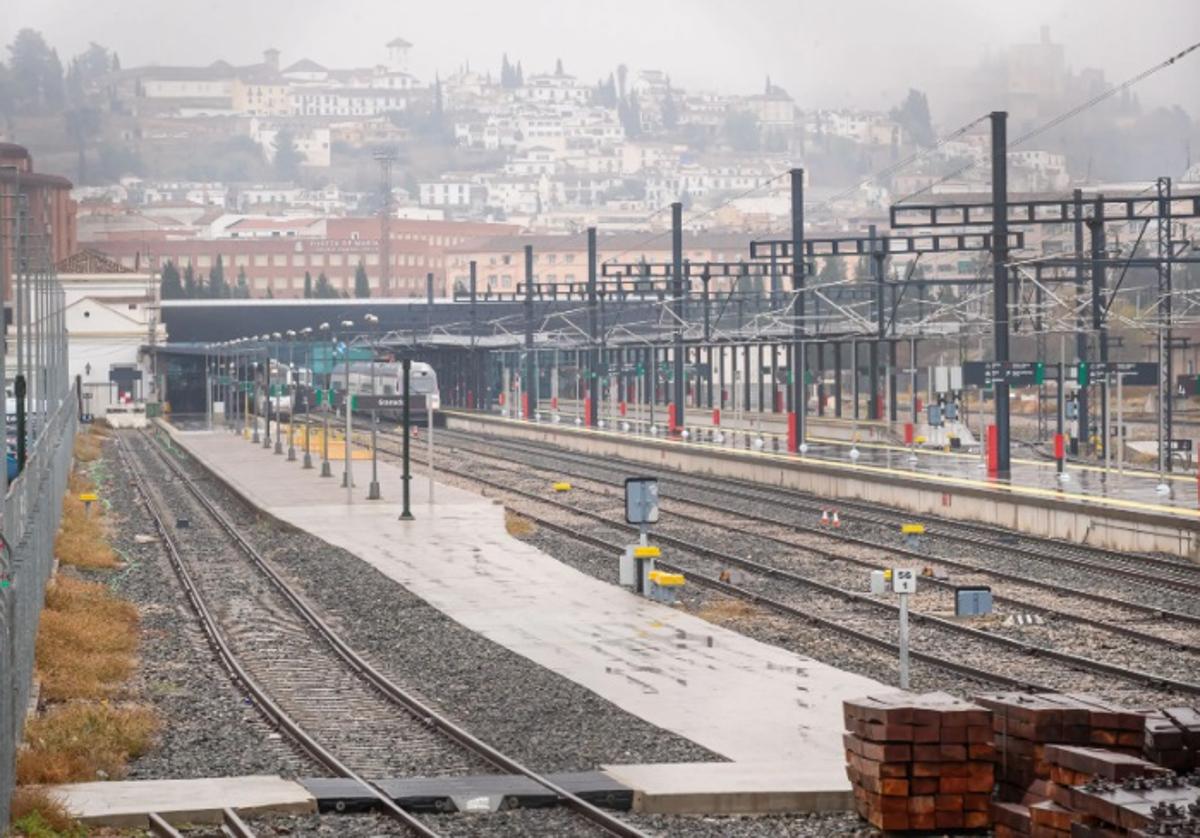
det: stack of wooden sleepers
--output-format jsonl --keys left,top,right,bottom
{"left": 1142, "top": 705, "right": 1200, "bottom": 772}
{"left": 843, "top": 691, "right": 995, "bottom": 832}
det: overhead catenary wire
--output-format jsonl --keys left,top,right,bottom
{"left": 895, "top": 38, "right": 1200, "bottom": 205}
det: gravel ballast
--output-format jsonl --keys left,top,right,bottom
{"left": 91, "top": 437, "right": 314, "bottom": 780}
{"left": 153, "top": 430, "right": 721, "bottom": 774}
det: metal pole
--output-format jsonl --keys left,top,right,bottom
{"left": 898, "top": 592, "right": 910, "bottom": 690}
{"left": 671, "top": 205, "right": 684, "bottom": 434}
{"left": 587, "top": 229, "right": 599, "bottom": 426}
{"left": 1157, "top": 176, "right": 1173, "bottom": 480}
{"left": 990, "top": 111, "right": 1011, "bottom": 477}
{"left": 263, "top": 347, "right": 272, "bottom": 448}
{"left": 1090, "top": 195, "right": 1108, "bottom": 466}
{"left": 790, "top": 168, "right": 806, "bottom": 450}
{"left": 1073, "top": 189, "right": 1088, "bottom": 456}
{"left": 869, "top": 226, "right": 881, "bottom": 421}
{"left": 368, "top": 346, "right": 380, "bottom": 500}
{"left": 400, "top": 358, "right": 413, "bottom": 520}
{"left": 524, "top": 244, "right": 535, "bottom": 420}
{"left": 343, "top": 334, "right": 352, "bottom": 496}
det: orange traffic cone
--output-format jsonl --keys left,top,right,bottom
{"left": 832, "top": 510, "right": 841, "bottom": 528}
{"left": 820, "top": 509, "right": 830, "bottom": 526}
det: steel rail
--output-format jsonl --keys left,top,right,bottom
{"left": 138, "top": 430, "right": 649, "bottom": 838}
{"left": 366, "top": 435, "right": 1200, "bottom": 698}
{"left": 118, "top": 434, "right": 442, "bottom": 837}
{"left": 427, "top": 426, "right": 1200, "bottom": 593}
{"left": 407, "top": 430, "right": 1200, "bottom": 643}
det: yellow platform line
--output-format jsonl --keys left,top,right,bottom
{"left": 447, "top": 410, "right": 1200, "bottom": 520}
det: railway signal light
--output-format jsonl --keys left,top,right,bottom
{"left": 1078, "top": 362, "right": 1089, "bottom": 386}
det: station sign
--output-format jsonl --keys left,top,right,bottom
{"left": 352, "top": 395, "right": 408, "bottom": 410}
{"left": 892, "top": 568, "right": 917, "bottom": 594}
{"left": 625, "top": 477, "right": 660, "bottom": 525}
{"left": 961, "top": 361, "right": 1044, "bottom": 388}
{"left": 1070, "top": 362, "right": 1158, "bottom": 387}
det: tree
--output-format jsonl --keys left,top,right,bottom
{"left": 722, "top": 110, "right": 760, "bottom": 152}
{"left": 234, "top": 267, "right": 250, "bottom": 298}
{"left": 266, "top": 286, "right": 274, "bottom": 299}
{"left": 159, "top": 261, "right": 183, "bottom": 300}
{"left": 661, "top": 79, "right": 679, "bottom": 131}
{"left": 272, "top": 128, "right": 303, "bottom": 181}
{"left": 314, "top": 271, "right": 335, "bottom": 298}
{"left": 64, "top": 105, "right": 101, "bottom": 184}
{"left": 555, "top": 58, "right": 564, "bottom": 76}
{"left": 74, "top": 42, "right": 112, "bottom": 89}
{"left": 354, "top": 261, "right": 370, "bottom": 298}
{"left": 182, "top": 263, "right": 199, "bottom": 298}
{"left": 303, "top": 270, "right": 313, "bottom": 299}
{"left": 208, "top": 254, "right": 228, "bottom": 298}
{"left": 616, "top": 64, "right": 628, "bottom": 102}
{"left": 890, "top": 89, "right": 935, "bottom": 148}
{"left": 501, "top": 54, "right": 514, "bottom": 88}
{"left": 8, "top": 29, "right": 60, "bottom": 112}
{"left": 515, "top": 61, "right": 523, "bottom": 87}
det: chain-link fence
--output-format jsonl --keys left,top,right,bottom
{"left": 0, "top": 176, "right": 73, "bottom": 826}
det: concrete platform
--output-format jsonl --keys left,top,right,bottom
{"left": 53, "top": 775, "right": 316, "bottom": 827}
{"left": 602, "top": 762, "right": 852, "bottom": 814}
{"left": 301, "top": 771, "right": 632, "bottom": 813}
{"left": 158, "top": 421, "right": 884, "bottom": 812}
{"left": 445, "top": 410, "right": 1200, "bottom": 557}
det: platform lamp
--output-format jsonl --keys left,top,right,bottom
{"left": 260, "top": 334, "right": 273, "bottom": 449}
{"left": 285, "top": 329, "right": 298, "bottom": 461}
{"left": 271, "top": 332, "right": 284, "bottom": 454}
{"left": 338, "top": 319, "right": 355, "bottom": 493}
{"left": 249, "top": 339, "right": 261, "bottom": 444}
{"left": 300, "top": 326, "right": 314, "bottom": 468}
{"left": 318, "top": 322, "right": 333, "bottom": 478}
{"left": 363, "top": 313, "right": 381, "bottom": 500}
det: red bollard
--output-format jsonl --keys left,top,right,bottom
{"left": 551, "top": 396, "right": 558, "bottom": 411}
{"left": 904, "top": 423, "right": 914, "bottom": 445}
{"left": 583, "top": 396, "right": 592, "bottom": 426}
{"left": 619, "top": 401, "right": 627, "bottom": 417}
{"left": 467, "top": 391, "right": 475, "bottom": 409}
{"left": 987, "top": 425, "right": 999, "bottom": 473}
{"left": 668, "top": 403, "right": 678, "bottom": 435}
{"left": 522, "top": 392, "right": 530, "bottom": 420}
{"left": 499, "top": 392, "right": 506, "bottom": 406}
{"left": 787, "top": 412, "right": 798, "bottom": 453}
{"left": 915, "top": 397, "right": 923, "bottom": 414}
{"left": 1054, "top": 432, "right": 1065, "bottom": 476}
{"left": 712, "top": 408, "right": 721, "bottom": 426}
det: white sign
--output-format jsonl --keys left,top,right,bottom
{"left": 892, "top": 568, "right": 917, "bottom": 594}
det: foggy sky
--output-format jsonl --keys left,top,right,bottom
{"left": 5, "top": 0, "right": 1199, "bottom": 120}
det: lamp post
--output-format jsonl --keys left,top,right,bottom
{"left": 319, "top": 322, "right": 332, "bottom": 477}
{"left": 261, "top": 334, "right": 272, "bottom": 449}
{"left": 285, "top": 329, "right": 297, "bottom": 461}
{"left": 339, "top": 319, "right": 355, "bottom": 498}
{"left": 250, "top": 343, "right": 260, "bottom": 444}
{"left": 272, "top": 331, "right": 284, "bottom": 454}
{"left": 301, "top": 327, "right": 314, "bottom": 468}
{"left": 364, "top": 313, "right": 381, "bottom": 500}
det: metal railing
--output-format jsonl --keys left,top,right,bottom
{"left": 0, "top": 178, "right": 73, "bottom": 825}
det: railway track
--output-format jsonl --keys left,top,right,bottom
{"left": 118, "top": 430, "right": 647, "bottom": 838}
{"left": 423, "top": 428, "right": 1200, "bottom": 606}
{"left": 417, "top": 425, "right": 1200, "bottom": 633}
{"left": 363, "top": 429, "right": 1200, "bottom": 702}
{"left": 489, "top": 410, "right": 1200, "bottom": 584}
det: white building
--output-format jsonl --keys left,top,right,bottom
{"left": 53, "top": 250, "right": 163, "bottom": 414}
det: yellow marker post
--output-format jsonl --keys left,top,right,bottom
{"left": 552, "top": 482, "right": 572, "bottom": 492}
{"left": 79, "top": 492, "right": 98, "bottom": 517}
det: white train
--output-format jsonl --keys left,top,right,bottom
{"left": 331, "top": 361, "right": 440, "bottom": 423}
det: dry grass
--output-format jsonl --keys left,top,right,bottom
{"left": 71, "top": 432, "right": 102, "bottom": 464}
{"left": 505, "top": 511, "right": 537, "bottom": 537}
{"left": 16, "top": 702, "right": 158, "bottom": 785}
{"left": 55, "top": 470, "right": 119, "bottom": 571}
{"left": 35, "top": 576, "right": 138, "bottom": 703}
{"left": 8, "top": 786, "right": 83, "bottom": 836}
{"left": 696, "top": 598, "right": 764, "bottom": 623}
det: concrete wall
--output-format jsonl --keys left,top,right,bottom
{"left": 446, "top": 412, "right": 1200, "bottom": 559}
